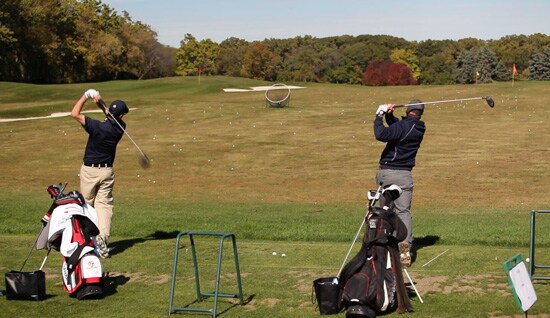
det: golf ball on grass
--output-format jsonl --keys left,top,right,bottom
{"left": 272, "top": 252, "right": 277, "bottom": 256}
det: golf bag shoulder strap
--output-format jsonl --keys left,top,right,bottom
{"left": 390, "top": 246, "right": 414, "bottom": 313}
{"left": 67, "top": 245, "right": 87, "bottom": 273}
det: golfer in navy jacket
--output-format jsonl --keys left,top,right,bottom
{"left": 373, "top": 100, "right": 426, "bottom": 267}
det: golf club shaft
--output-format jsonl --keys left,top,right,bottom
{"left": 393, "top": 97, "right": 485, "bottom": 108}
{"left": 98, "top": 99, "right": 148, "bottom": 159}
{"left": 39, "top": 249, "right": 51, "bottom": 270}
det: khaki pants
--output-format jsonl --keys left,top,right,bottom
{"left": 80, "top": 164, "right": 115, "bottom": 239}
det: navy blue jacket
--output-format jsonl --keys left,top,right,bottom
{"left": 373, "top": 113, "right": 426, "bottom": 170}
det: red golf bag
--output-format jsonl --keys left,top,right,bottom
{"left": 38, "top": 185, "right": 103, "bottom": 299}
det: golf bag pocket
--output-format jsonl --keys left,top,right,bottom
{"left": 312, "top": 277, "right": 341, "bottom": 315}
{"left": 342, "top": 252, "right": 395, "bottom": 312}
{"left": 62, "top": 253, "right": 102, "bottom": 295}
{"left": 5, "top": 270, "right": 46, "bottom": 301}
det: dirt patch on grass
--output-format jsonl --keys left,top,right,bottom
{"left": 292, "top": 270, "right": 511, "bottom": 298}
{"left": 105, "top": 271, "right": 171, "bottom": 285}
{"left": 414, "top": 273, "right": 510, "bottom": 296}
{"left": 489, "top": 314, "right": 550, "bottom": 318}
{"left": 263, "top": 298, "right": 280, "bottom": 308}
{"left": 293, "top": 270, "right": 510, "bottom": 297}
{"left": 292, "top": 270, "right": 335, "bottom": 294}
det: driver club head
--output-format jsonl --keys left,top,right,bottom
{"left": 484, "top": 96, "right": 495, "bottom": 108}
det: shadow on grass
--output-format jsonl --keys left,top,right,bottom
{"left": 109, "top": 230, "right": 180, "bottom": 256}
{"left": 411, "top": 235, "right": 440, "bottom": 264}
{"left": 102, "top": 272, "right": 130, "bottom": 297}
{"left": 172, "top": 294, "right": 255, "bottom": 317}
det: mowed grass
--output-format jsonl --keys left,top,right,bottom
{"left": 0, "top": 77, "right": 549, "bottom": 317}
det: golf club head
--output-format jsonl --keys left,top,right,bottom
{"left": 139, "top": 152, "right": 151, "bottom": 169}
{"left": 484, "top": 96, "right": 495, "bottom": 108}
{"left": 367, "top": 190, "right": 380, "bottom": 201}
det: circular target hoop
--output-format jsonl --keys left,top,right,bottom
{"left": 265, "top": 83, "right": 291, "bottom": 107}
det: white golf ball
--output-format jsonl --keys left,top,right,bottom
{"left": 526, "top": 258, "right": 530, "bottom": 262}
{"left": 272, "top": 252, "right": 277, "bottom": 256}
{"left": 281, "top": 253, "right": 286, "bottom": 257}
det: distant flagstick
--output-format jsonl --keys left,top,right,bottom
{"left": 512, "top": 64, "right": 517, "bottom": 87}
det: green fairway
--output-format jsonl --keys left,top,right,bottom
{"left": 1, "top": 77, "right": 549, "bottom": 317}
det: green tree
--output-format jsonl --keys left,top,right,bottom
{"left": 390, "top": 48, "right": 421, "bottom": 80}
{"left": 476, "top": 46, "right": 498, "bottom": 83}
{"left": 0, "top": 0, "right": 171, "bottom": 83}
{"left": 493, "top": 60, "right": 511, "bottom": 81}
{"left": 197, "top": 38, "right": 220, "bottom": 75}
{"left": 455, "top": 50, "right": 477, "bottom": 84}
{"left": 175, "top": 33, "right": 200, "bottom": 76}
{"left": 529, "top": 45, "right": 550, "bottom": 80}
{"left": 418, "top": 54, "right": 455, "bottom": 84}
{"left": 217, "top": 37, "right": 248, "bottom": 76}
{"left": 176, "top": 34, "right": 219, "bottom": 76}
{"left": 490, "top": 34, "right": 550, "bottom": 75}
{"left": 0, "top": 0, "right": 25, "bottom": 81}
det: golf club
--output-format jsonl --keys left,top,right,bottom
{"left": 98, "top": 99, "right": 151, "bottom": 169}
{"left": 392, "top": 96, "right": 495, "bottom": 109}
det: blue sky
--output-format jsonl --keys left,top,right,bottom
{"left": 102, "top": 0, "right": 550, "bottom": 47}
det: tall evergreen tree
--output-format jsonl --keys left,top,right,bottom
{"left": 529, "top": 45, "right": 550, "bottom": 80}
{"left": 476, "top": 46, "right": 498, "bottom": 83}
{"left": 493, "top": 60, "right": 512, "bottom": 81}
{"left": 455, "top": 50, "right": 477, "bottom": 84}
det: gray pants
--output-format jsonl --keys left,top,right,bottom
{"left": 376, "top": 169, "right": 414, "bottom": 246}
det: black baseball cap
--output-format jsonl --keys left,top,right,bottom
{"left": 406, "top": 99, "right": 424, "bottom": 116}
{"left": 109, "top": 100, "right": 129, "bottom": 118}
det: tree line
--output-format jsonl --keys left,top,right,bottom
{"left": 0, "top": 0, "right": 176, "bottom": 83}
{"left": 2, "top": 0, "right": 550, "bottom": 85}
{"left": 178, "top": 33, "right": 550, "bottom": 85}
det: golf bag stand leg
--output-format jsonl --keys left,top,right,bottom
{"left": 403, "top": 268, "right": 424, "bottom": 304}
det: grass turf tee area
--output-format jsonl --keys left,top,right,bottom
{"left": 0, "top": 77, "right": 549, "bottom": 317}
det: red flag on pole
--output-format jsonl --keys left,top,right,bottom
{"left": 198, "top": 66, "right": 202, "bottom": 75}
{"left": 512, "top": 64, "right": 517, "bottom": 75}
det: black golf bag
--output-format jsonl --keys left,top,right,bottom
{"left": 338, "top": 188, "right": 413, "bottom": 317}
{"left": 37, "top": 184, "right": 103, "bottom": 300}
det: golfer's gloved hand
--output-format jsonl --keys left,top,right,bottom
{"left": 376, "top": 104, "right": 389, "bottom": 117}
{"left": 84, "top": 89, "right": 98, "bottom": 99}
